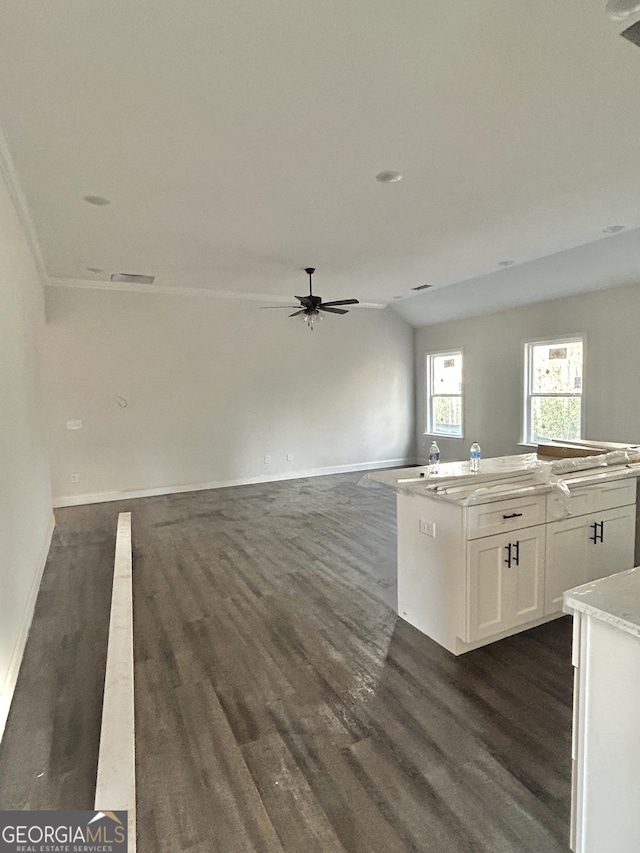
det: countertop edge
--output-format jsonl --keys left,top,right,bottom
{"left": 563, "top": 566, "right": 640, "bottom": 640}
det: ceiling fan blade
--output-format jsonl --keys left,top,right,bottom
{"left": 318, "top": 306, "right": 348, "bottom": 314}
{"left": 289, "top": 309, "right": 306, "bottom": 317}
{"left": 261, "top": 305, "right": 299, "bottom": 309}
{"left": 320, "top": 298, "right": 359, "bottom": 307}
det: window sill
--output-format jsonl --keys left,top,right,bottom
{"left": 423, "top": 433, "right": 464, "bottom": 441}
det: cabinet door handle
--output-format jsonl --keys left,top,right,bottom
{"left": 504, "top": 543, "right": 512, "bottom": 568}
{"left": 513, "top": 540, "right": 520, "bottom": 566}
{"left": 598, "top": 520, "right": 604, "bottom": 543}
{"left": 589, "top": 522, "right": 598, "bottom": 543}
{"left": 503, "top": 512, "right": 523, "bottom": 519}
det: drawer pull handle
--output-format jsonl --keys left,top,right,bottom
{"left": 503, "top": 512, "right": 523, "bottom": 520}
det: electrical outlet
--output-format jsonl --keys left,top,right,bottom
{"left": 264, "top": 455, "right": 272, "bottom": 464}
{"left": 287, "top": 453, "right": 294, "bottom": 462}
{"left": 419, "top": 519, "right": 436, "bottom": 537}
{"left": 70, "top": 473, "right": 79, "bottom": 484}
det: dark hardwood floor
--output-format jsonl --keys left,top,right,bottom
{"left": 0, "top": 472, "right": 573, "bottom": 851}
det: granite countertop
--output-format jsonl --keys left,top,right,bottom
{"left": 368, "top": 453, "right": 640, "bottom": 505}
{"left": 563, "top": 566, "right": 640, "bottom": 639}
{"left": 370, "top": 453, "right": 538, "bottom": 486}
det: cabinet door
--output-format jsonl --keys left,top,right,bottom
{"left": 588, "top": 505, "right": 636, "bottom": 583}
{"left": 466, "top": 526, "right": 545, "bottom": 643}
{"left": 510, "top": 531, "right": 545, "bottom": 628}
{"left": 545, "top": 505, "right": 637, "bottom": 615}
{"left": 545, "top": 517, "right": 592, "bottom": 615}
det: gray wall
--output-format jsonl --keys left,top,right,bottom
{"left": 0, "top": 167, "right": 53, "bottom": 737}
{"left": 42, "top": 287, "right": 415, "bottom": 503}
{"left": 415, "top": 280, "right": 640, "bottom": 463}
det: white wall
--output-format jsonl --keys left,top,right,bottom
{"left": 415, "top": 280, "right": 640, "bottom": 463}
{"left": 0, "top": 167, "right": 53, "bottom": 740}
{"left": 42, "top": 287, "right": 414, "bottom": 504}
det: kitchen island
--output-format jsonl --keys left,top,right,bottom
{"left": 369, "top": 452, "right": 640, "bottom": 655}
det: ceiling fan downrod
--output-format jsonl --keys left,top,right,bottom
{"left": 305, "top": 267, "right": 315, "bottom": 298}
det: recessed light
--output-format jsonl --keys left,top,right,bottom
{"left": 498, "top": 260, "right": 514, "bottom": 267}
{"left": 602, "top": 225, "right": 625, "bottom": 233}
{"left": 110, "top": 273, "right": 155, "bottom": 284}
{"left": 375, "top": 171, "right": 403, "bottom": 184}
{"left": 84, "top": 195, "right": 111, "bottom": 206}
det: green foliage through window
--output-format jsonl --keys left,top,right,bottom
{"left": 525, "top": 339, "right": 583, "bottom": 443}
{"left": 427, "top": 351, "right": 463, "bottom": 437}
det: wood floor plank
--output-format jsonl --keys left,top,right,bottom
{"left": 242, "top": 733, "right": 349, "bottom": 853}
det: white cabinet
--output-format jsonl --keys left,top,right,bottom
{"left": 547, "top": 479, "right": 636, "bottom": 521}
{"left": 466, "top": 525, "right": 545, "bottom": 642}
{"left": 545, "top": 504, "right": 636, "bottom": 615}
{"left": 393, "top": 466, "right": 638, "bottom": 655}
{"left": 564, "top": 569, "right": 640, "bottom": 853}
{"left": 466, "top": 493, "right": 546, "bottom": 539}
{"left": 588, "top": 505, "right": 636, "bottom": 582}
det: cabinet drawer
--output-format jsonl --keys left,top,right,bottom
{"left": 547, "top": 478, "right": 636, "bottom": 521}
{"left": 466, "top": 494, "right": 546, "bottom": 540}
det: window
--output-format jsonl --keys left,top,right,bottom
{"left": 426, "top": 350, "right": 463, "bottom": 437}
{"left": 523, "top": 337, "right": 584, "bottom": 444}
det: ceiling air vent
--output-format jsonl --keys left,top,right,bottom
{"left": 411, "top": 284, "right": 433, "bottom": 291}
{"left": 621, "top": 19, "right": 640, "bottom": 45}
{"left": 110, "top": 273, "right": 155, "bottom": 284}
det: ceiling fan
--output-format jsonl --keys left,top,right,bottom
{"left": 263, "top": 268, "right": 359, "bottom": 329}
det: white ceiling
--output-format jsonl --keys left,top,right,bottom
{"left": 1, "top": 1, "right": 640, "bottom": 326}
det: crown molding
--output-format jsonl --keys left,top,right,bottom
{"left": 45, "top": 277, "right": 387, "bottom": 308}
{"left": 0, "top": 124, "right": 48, "bottom": 285}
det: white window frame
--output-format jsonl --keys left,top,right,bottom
{"left": 425, "top": 349, "right": 464, "bottom": 438}
{"left": 522, "top": 335, "right": 585, "bottom": 445}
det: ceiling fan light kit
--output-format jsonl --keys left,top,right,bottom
{"left": 263, "top": 267, "right": 359, "bottom": 331}
{"left": 301, "top": 309, "right": 322, "bottom": 330}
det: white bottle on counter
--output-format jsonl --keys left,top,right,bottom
{"left": 469, "top": 442, "right": 481, "bottom": 473}
{"left": 428, "top": 441, "right": 440, "bottom": 474}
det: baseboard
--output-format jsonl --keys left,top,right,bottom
{"left": 53, "top": 458, "right": 414, "bottom": 507}
{"left": 0, "top": 513, "right": 55, "bottom": 744}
